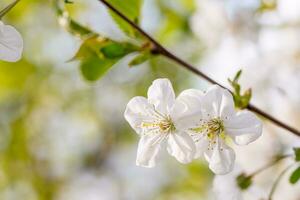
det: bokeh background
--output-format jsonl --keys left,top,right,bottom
{"left": 0, "top": 0, "right": 300, "bottom": 199}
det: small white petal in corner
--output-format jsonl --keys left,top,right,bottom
{"left": 0, "top": 21, "right": 23, "bottom": 62}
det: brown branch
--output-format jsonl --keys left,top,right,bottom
{"left": 0, "top": 0, "right": 20, "bottom": 19}
{"left": 98, "top": 0, "right": 300, "bottom": 137}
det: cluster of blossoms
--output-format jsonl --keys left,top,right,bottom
{"left": 0, "top": 20, "right": 23, "bottom": 62}
{"left": 124, "top": 79, "right": 262, "bottom": 174}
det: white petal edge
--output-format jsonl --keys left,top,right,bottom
{"left": 201, "top": 85, "right": 235, "bottom": 119}
{"left": 147, "top": 78, "right": 175, "bottom": 115}
{"left": 167, "top": 132, "right": 196, "bottom": 164}
{"left": 177, "top": 88, "right": 204, "bottom": 100}
{"left": 224, "top": 110, "right": 263, "bottom": 145}
{"left": 0, "top": 21, "right": 23, "bottom": 62}
{"left": 204, "top": 138, "right": 235, "bottom": 175}
{"left": 136, "top": 133, "right": 164, "bottom": 168}
{"left": 171, "top": 89, "right": 204, "bottom": 130}
{"left": 192, "top": 134, "right": 209, "bottom": 159}
{"left": 124, "top": 96, "right": 154, "bottom": 135}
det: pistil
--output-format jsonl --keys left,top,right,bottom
{"left": 140, "top": 110, "right": 175, "bottom": 134}
{"left": 190, "top": 117, "right": 225, "bottom": 150}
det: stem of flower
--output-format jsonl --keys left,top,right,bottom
{"left": 249, "top": 154, "right": 292, "bottom": 177}
{"left": 0, "top": 0, "right": 21, "bottom": 19}
{"left": 97, "top": 0, "right": 300, "bottom": 137}
{"left": 267, "top": 163, "right": 295, "bottom": 200}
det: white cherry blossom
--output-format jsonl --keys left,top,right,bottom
{"left": 0, "top": 21, "right": 23, "bottom": 62}
{"left": 124, "top": 78, "right": 198, "bottom": 167}
{"left": 184, "top": 85, "right": 262, "bottom": 174}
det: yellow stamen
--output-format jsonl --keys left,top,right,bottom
{"left": 141, "top": 116, "right": 175, "bottom": 133}
{"left": 191, "top": 117, "right": 225, "bottom": 148}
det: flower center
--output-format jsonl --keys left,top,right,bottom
{"left": 206, "top": 118, "right": 224, "bottom": 139}
{"left": 140, "top": 106, "right": 176, "bottom": 134}
{"left": 191, "top": 117, "right": 225, "bottom": 142}
{"left": 158, "top": 116, "right": 175, "bottom": 132}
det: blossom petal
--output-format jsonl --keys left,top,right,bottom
{"left": 224, "top": 110, "right": 262, "bottom": 145}
{"left": 0, "top": 21, "right": 23, "bottom": 62}
{"left": 167, "top": 132, "right": 196, "bottom": 163}
{"left": 177, "top": 88, "right": 204, "bottom": 100}
{"left": 202, "top": 85, "right": 235, "bottom": 119}
{"left": 192, "top": 134, "right": 209, "bottom": 159}
{"left": 124, "top": 96, "right": 155, "bottom": 135}
{"left": 147, "top": 78, "right": 175, "bottom": 115}
{"left": 213, "top": 168, "right": 244, "bottom": 200}
{"left": 205, "top": 138, "right": 235, "bottom": 174}
{"left": 171, "top": 89, "right": 204, "bottom": 130}
{"left": 136, "top": 133, "right": 164, "bottom": 168}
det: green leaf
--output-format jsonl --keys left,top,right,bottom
{"left": 236, "top": 173, "right": 252, "bottom": 190}
{"left": 73, "top": 36, "right": 140, "bottom": 81}
{"left": 80, "top": 57, "right": 115, "bottom": 81}
{"left": 233, "top": 70, "right": 242, "bottom": 83}
{"left": 257, "top": 0, "right": 276, "bottom": 13}
{"left": 72, "top": 36, "right": 106, "bottom": 60}
{"left": 56, "top": 9, "right": 93, "bottom": 37}
{"left": 68, "top": 19, "right": 93, "bottom": 36}
{"left": 228, "top": 70, "right": 252, "bottom": 109}
{"left": 107, "top": 0, "right": 143, "bottom": 37}
{"left": 55, "top": 0, "right": 143, "bottom": 82}
{"left": 73, "top": 36, "right": 139, "bottom": 61}
{"left": 293, "top": 148, "right": 300, "bottom": 162}
{"left": 129, "top": 51, "right": 153, "bottom": 66}
{"left": 100, "top": 42, "right": 138, "bottom": 59}
{"left": 64, "top": 0, "right": 74, "bottom": 3}
{"left": 110, "top": 13, "right": 137, "bottom": 37}
{"left": 55, "top": 0, "right": 92, "bottom": 37}
{"left": 289, "top": 166, "right": 300, "bottom": 184}
{"left": 156, "top": 1, "right": 189, "bottom": 42}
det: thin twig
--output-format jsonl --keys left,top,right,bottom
{"left": 249, "top": 154, "right": 292, "bottom": 177}
{"left": 98, "top": 0, "right": 300, "bottom": 137}
{"left": 0, "top": 0, "right": 20, "bottom": 19}
{"left": 267, "top": 163, "right": 295, "bottom": 200}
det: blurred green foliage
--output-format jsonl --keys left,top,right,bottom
{"left": 289, "top": 166, "right": 300, "bottom": 184}
{"left": 156, "top": 0, "right": 196, "bottom": 43}
{"left": 289, "top": 148, "right": 300, "bottom": 185}
{"left": 236, "top": 173, "right": 252, "bottom": 190}
{"left": 73, "top": 36, "right": 139, "bottom": 81}
{"left": 108, "top": 0, "right": 143, "bottom": 37}
{"left": 0, "top": 61, "right": 35, "bottom": 101}
{"left": 156, "top": 162, "right": 213, "bottom": 200}
{"left": 129, "top": 50, "right": 152, "bottom": 67}
{"left": 293, "top": 147, "right": 300, "bottom": 162}
{"left": 1, "top": 0, "right": 299, "bottom": 199}
{"left": 0, "top": 0, "right": 217, "bottom": 199}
